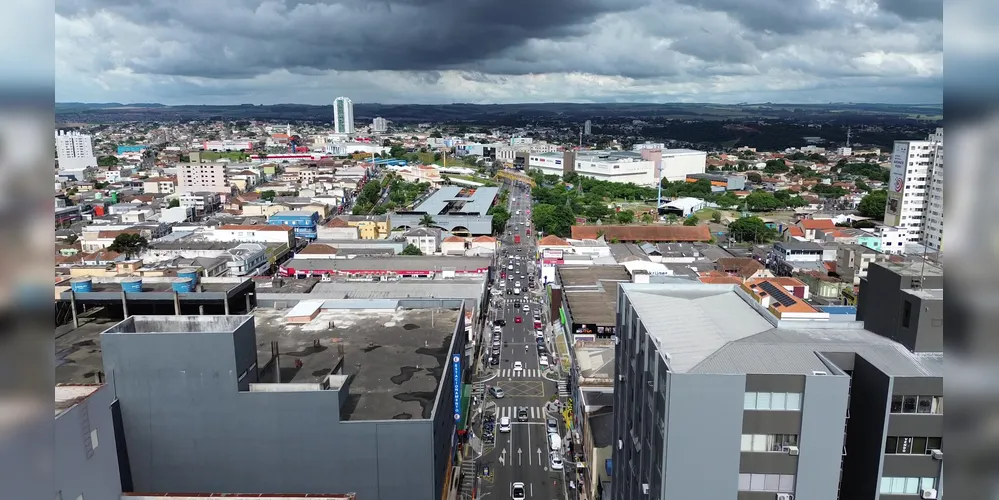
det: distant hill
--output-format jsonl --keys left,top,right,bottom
{"left": 55, "top": 102, "right": 943, "bottom": 125}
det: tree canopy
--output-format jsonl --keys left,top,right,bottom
{"left": 728, "top": 217, "right": 776, "bottom": 243}
{"left": 401, "top": 244, "right": 423, "bottom": 255}
{"left": 857, "top": 190, "right": 888, "bottom": 218}
{"left": 108, "top": 233, "right": 149, "bottom": 259}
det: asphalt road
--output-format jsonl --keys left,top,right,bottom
{"left": 476, "top": 182, "right": 568, "bottom": 500}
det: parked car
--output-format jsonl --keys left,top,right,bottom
{"left": 489, "top": 386, "right": 505, "bottom": 398}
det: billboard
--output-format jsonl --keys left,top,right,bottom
{"left": 884, "top": 143, "right": 908, "bottom": 226}
{"left": 542, "top": 249, "right": 564, "bottom": 260}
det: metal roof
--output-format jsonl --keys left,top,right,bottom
{"left": 412, "top": 185, "right": 499, "bottom": 216}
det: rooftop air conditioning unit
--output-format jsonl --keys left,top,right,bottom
{"left": 776, "top": 494, "right": 793, "bottom": 500}
{"left": 920, "top": 488, "right": 937, "bottom": 499}
{"left": 930, "top": 449, "right": 943, "bottom": 460}
{"left": 784, "top": 446, "right": 799, "bottom": 456}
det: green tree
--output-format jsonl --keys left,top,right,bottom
{"left": 259, "top": 190, "right": 277, "bottom": 201}
{"left": 665, "top": 214, "right": 679, "bottom": 225}
{"left": 401, "top": 244, "right": 423, "bottom": 255}
{"left": 711, "top": 210, "right": 722, "bottom": 223}
{"left": 371, "top": 205, "right": 388, "bottom": 215}
{"left": 745, "top": 191, "right": 781, "bottom": 211}
{"left": 168, "top": 199, "right": 180, "bottom": 208}
{"left": 728, "top": 216, "right": 776, "bottom": 243}
{"left": 531, "top": 203, "right": 574, "bottom": 237}
{"left": 488, "top": 206, "right": 511, "bottom": 234}
{"left": 97, "top": 155, "right": 118, "bottom": 167}
{"left": 640, "top": 212, "right": 654, "bottom": 224}
{"left": 857, "top": 190, "right": 888, "bottom": 218}
{"left": 683, "top": 215, "right": 699, "bottom": 226}
{"left": 615, "top": 210, "right": 635, "bottom": 224}
{"left": 419, "top": 214, "right": 436, "bottom": 228}
{"left": 763, "top": 159, "right": 789, "bottom": 175}
{"left": 746, "top": 172, "right": 763, "bottom": 183}
{"left": 107, "top": 233, "right": 149, "bottom": 259}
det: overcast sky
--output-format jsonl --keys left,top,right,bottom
{"left": 54, "top": 0, "right": 942, "bottom": 105}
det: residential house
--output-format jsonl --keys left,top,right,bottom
{"left": 714, "top": 257, "right": 771, "bottom": 280}
{"left": 766, "top": 240, "right": 825, "bottom": 276}
{"left": 241, "top": 201, "right": 287, "bottom": 218}
{"left": 225, "top": 243, "right": 268, "bottom": 276}
{"left": 296, "top": 243, "right": 340, "bottom": 260}
{"left": 318, "top": 218, "right": 361, "bottom": 240}
{"left": 334, "top": 214, "right": 391, "bottom": 239}
{"left": 858, "top": 226, "right": 908, "bottom": 255}
{"left": 404, "top": 227, "right": 442, "bottom": 255}
{"left": 836, "top": 244, "right": 883, "bottom": 286}
{"left": 142, "top": 177, "right": 177, "bottom": 194}
{"left": 178, "top": 192, "right": 222, "bottom": 214}
{"left": 267, "top": 210, "right": 320, "bottom": 240}
{"left": 470, "top": 235, "right": 498, "bottom": 254}
{"left": 441, "top": 236, "right": 467, "bottom": 255}
{"left": 797, "top": 218, "right": 837, "bottom": 240}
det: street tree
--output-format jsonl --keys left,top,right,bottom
{"left": 108, "top": 233, "right": 149, "bottom": 259}
{"left": 728, "top": 216, "right": 776, "bottom": 243}
{"left": 683, "top": 215, "right": 699, "bottom": 226}
{"left": 419, "top": 214, "right": 436, "bottom": 228}
{"left": 857, "top": 190, "right": 888, "bottom": 218}
{"left": 401, "top": 244, "right": 423, "bottom": 256}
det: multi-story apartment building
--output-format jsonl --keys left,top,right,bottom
{"left": 372, "top": 116, "right": 388, "bottom": 133}
{"left": 884, "top": 128, "right": 944, "bottom": 250}
{"left": 267, "top": 210, "right": 320, "bottom": 240}
{"left": 584, "top": 119, "right": 593, "bottom": 135}
{"left": 333, "top": 96, "right": 355, "bottom": 134}
{"left": 177, "top": 163, "right": 231, "bottom": 194}
{"left": 611, "top": 263, "right": 943, "bottom": 500}
{"left": 55, "top": 130, "right": 98, "bottom": 175}
{"left": 142, "top": 176, "right": 177, "bottom": 194}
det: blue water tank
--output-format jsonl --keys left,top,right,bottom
{"left": 172, "top": 278, "right": 194, "bottom": 293}
{"left": 177, "top": 268, "right": 200, "bottom": 284}
{"left": 70, "top": 278, "right": 93, "bottom": 293}
{"left": 121, "top": 277, "right": 143, "bottom": 293}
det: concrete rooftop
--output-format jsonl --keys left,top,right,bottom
{"left": 251, "top": 307, "right": 460, "bottom": 421}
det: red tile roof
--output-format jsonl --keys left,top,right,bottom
{"left": 799, "top": 219, "right": 836, "bottom": 230}
{"left": 788, "top": 226, "right": 805, "bottom": 237}
{"left": 297, "top": 244, "right": 338, "bottom": 254}
{"left": 472, "top": 236, "right": 497, "bottom": 243}
{"left": 570, "top": 225, "right": 711, "bottom": 242}
{"left": 443, "top": 236, "right": 465, "bottom": 243}
{"left": 538, "top": 235, "right": 570, "bottom": 246}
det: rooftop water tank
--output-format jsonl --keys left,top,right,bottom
{"left": 171, "top": 278, "right": 194, "bottom": 293}
{"left": 177, "top": 268, "right": 200, "bottom": 284}
{"left": 70, "top": 277, "right": 93, "bottom": 293}
{"left": 121, "top": 277, "right": 143, "bottom": 293}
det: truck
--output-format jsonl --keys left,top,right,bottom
{"left": 514, "top": 235, "right": 521, "bottom": 244}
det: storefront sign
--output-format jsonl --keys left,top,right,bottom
{"left": 452, "top": 354, "right": 462, "bottom": 421}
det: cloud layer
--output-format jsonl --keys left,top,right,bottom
{"left": 55, "top": 0, "right": 942, "bottom": 104}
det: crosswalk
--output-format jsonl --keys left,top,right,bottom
{"left": 497, "top": 368, "right": 543, "bottom": 378}
{"left": 557, "top": 380, "right": 571, "bottom": 397}
{"left": 495, "top": 405, "right": 550, "bottom": 420}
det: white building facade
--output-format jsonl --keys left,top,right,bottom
{"left": 55, "top": 130, "right": 98, "bottom": 175}
{"left": 177, "top": 163, "right": 230, "bottom": 194}
{"left": 884, "top": 128, "right": 944, "bottom": 250}
{"left": 372, "top": 117, "right": 388, "bottom": 133}
{"left": 333, "top": 96, "right": 355, "bottom": 134}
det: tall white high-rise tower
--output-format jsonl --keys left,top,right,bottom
{"left": 333, "top": 96, "right": 355, "bottom": 135}
{"left": 884, "top": 127, "right": 944, "bottom": 251}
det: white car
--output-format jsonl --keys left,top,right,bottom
{"left": 507, "top": 264, "right": 513, "bottom": 270}
{"left": 535, "top": 330, "right": 544, "bottom": 339}
{"left": 514, "top": 281, "right": 521, "bottom": 288}
{"left": 522, "top": 304, "right": 530, "bottom": 312}
{"left": 499, "top": 416, "right": 512, "bottom": 433}
{"left": 512, "top": 482, "right": 526, "bottom": 500}
{"left": 513, "top": 361, "right": 523, "bottom": 372}
{"left": 549, "top": 451, "right": 564, "bottom": 470}
{"left": 539, "top": 355, "right": 550, "bottom": 367}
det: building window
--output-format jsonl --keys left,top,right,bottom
{"left": 744, "top": 392, "right": 802, "bottom": 411}
{"left": 890, "top": 395, "right": 943, "bottom": 414}
{"left": 880, "top": 477, "right": 936, "bottom": 495}
{"left": 741, "top": 434, "right": 799, "bottom": 452}
{"left": 885, "top": 436, "right": 942, "bottom": 454}
{"left": 902, "top": 300, "right": 913, "bottom": 328}
{"left": 738, "top": 473, "right": 795, "bottom": 492}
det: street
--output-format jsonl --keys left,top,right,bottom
{"left": 468, "top": 180, "right": 569, "bottom": 500}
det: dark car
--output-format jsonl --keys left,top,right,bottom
{"left": 494, "top": 319, "right": 506, "bottom": 326}
{"left": 537, "top": 345, "right": 547, "bottom": 355}
{"left": 517, "top": 407, "right": 529, "bottom": 422}
{"left": 490, "top": 356, "right": 500, "bottom": 365}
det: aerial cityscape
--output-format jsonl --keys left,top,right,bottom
{"left": 52, "top": 2, "right": 947, "bottom": 500}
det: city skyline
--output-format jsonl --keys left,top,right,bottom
{"left": 55, "top": 0, "right": 942, "bottom": 105}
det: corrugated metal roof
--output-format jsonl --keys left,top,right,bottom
{"left": 310, "top": 280, "right": 485, "bottom": 300}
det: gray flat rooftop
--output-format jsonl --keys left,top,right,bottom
{"left": 56, "top": 277, "right": 249, "bottom": 298}
{"left": 412, "top": 185, "right": 499, "bottom": 216}
{"left": 574, "top": 342, "right": 615, "bottom": 385}
{"left": 251, "top": 307, "right": 460, "bottom": 421}
{"left": 286, "top": 256, "right": 492, "bottom": 273}
{"left": 56, "top": 317, "right": 122, "bottom": 384}
{"left": 878, "top": 260, "right": 944, "bottom": 277}
{"left": 310, "top": 280, "right": 485, "bottom": 299}
{"left": 621, "top": 283, "right": 943, "bottom": 377}
{"left": 557, "top": 265, "right": 632, "bottom": 327}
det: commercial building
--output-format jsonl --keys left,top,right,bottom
{"left": 372, "top": 116, "right": 388, "bottom": 133}
{"left": 177, "top": 163, "right": 231, "bottom": 194}
{"left": 201, "top": 140, "right": 254, "bottom": 151}
{"left": 210, "top": 224, "right": 296, "bottom": 247}
{"left": 55, "top": 130, "right": 98, "bottom": 176}
{"left": 529, "top": 149, "right": 705, "bottom": 185}
{"left": 98, "top": 308, "right": 467, "bottom": 500}
{"left": 267, "top": 210, "right": 320, "bottom": 240}
{"left": 392, "top": 186, "right": 499, "bottom": 235}
{"left": 55, "top": 385, "right": 124, "bottom": 500}
{"left": 611, "top": 263, "right": 943, "bottom": 500}
{"left": 279, "top": 255, "right": 492, "bottom": 278}
{"left": 334, "top": 96, "right": 355, "bottom": 134}
{"left": 884, "top": 128, "right": 944, "bottom": 250}
{"left": 332, "top": 214, "right": 392, "bottom": 239}
{"left": 584, "top": 120, "right": 593, "bottom": 135}
{"left": 686, "top": 173, "right": 747, "bottom": 191}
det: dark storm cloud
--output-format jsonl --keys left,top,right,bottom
{"left": 877, "top": 0, "right": 942, "bottom": 21}
{"left": 58, "top": 0, "right": 647, "bottom": 79}
{"left": 672, "top": 0, "right": 850, "bottom": 35}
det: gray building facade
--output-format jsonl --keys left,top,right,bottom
{"left": 101, "top": 312, "right": 466, "bottom": 500}
{"left": 612, "top": 278, "right": 943, "bottom": 500}
{"left": 56, "top": 384, "right": 125, "bottom": 500}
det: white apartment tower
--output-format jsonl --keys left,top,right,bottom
{"left": 54, "top": 130, "right": 98, "bottom": 176}
{"left": 372, "top": 117, "right": 388, "bottom": 133}
{"left": 177, "top": 163, "right": 231, "bottom": 195}
{"left": 333, "top": 96, "right": 355, "bottom": 135}
{"left": 583, "top": 120, "right": 592, "bottom": 135}
{"left": 884, "top": 127, "right": 944, "bottom": 251}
